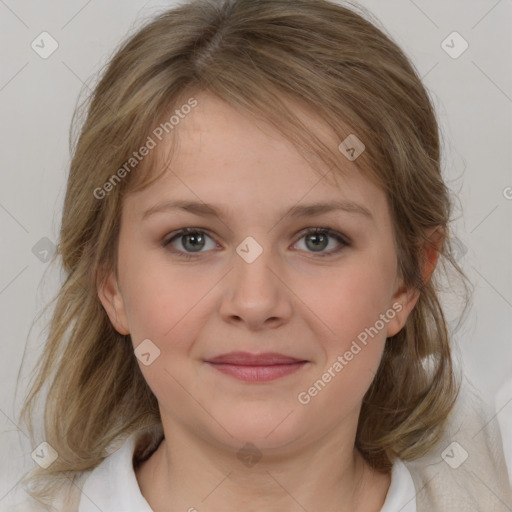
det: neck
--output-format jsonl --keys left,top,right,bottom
{"left": 135, "top": 424, "right": 390, "bottom": 512}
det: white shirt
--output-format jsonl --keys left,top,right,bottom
{"left": 76, "top": 433, "right": 417, "bottom": 512}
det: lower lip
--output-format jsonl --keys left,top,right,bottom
{"left": 206, "top": 362, "right": 307, "bottom": 382}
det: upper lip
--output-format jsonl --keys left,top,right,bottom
{"left": 206, "top": 351, "right": 307, "bottom": 365}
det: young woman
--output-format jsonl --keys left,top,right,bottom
{"left": 11, "top": 0, "right": 512, "bottom": 510}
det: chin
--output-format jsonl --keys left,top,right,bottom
{"left": 206, "top": 409, "right": 308, "bottom": 452}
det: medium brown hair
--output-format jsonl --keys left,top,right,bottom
{"left": 17, "top": 0, "right": 469, "bottom": 507}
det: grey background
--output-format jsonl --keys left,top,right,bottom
{"left": 1, "top": 0, "right": 511, "bottom": 506}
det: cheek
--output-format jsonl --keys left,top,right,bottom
{"left": 120, "top": 255, "right": 207, "bottom": 344}
{"left": 300, "top": 254, "right": 395, "bottom": 397}
{"left": 306, "top": 258, "right": 396, "bottom": 336}
{"left": 302, "top": 275, "right": 390, "bottom": 414}
{"left": 122, "top": 265, "right": 211, "bottom": 406}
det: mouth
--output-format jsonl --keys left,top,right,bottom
{"left": 205, "top": 352, "right": 309, "bottom": 382}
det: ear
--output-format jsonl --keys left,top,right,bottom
{"left": 97, "top": 270, "right": 130, "bottom": 335}
{"left": 386, "top": 227, "right": 444, "bottom": 338}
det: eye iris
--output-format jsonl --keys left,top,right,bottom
{"left": 182, "top": 232, "right": 205, "bottom": 252}
{"left": 306, "top": 232, "right": 328, "bottom": 252}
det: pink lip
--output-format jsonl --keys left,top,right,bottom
{"left": 206, "top": 351, "right": 305, "bottom": 365}
{"left": 205, "top": 352, "right": 308, "bottom": 382}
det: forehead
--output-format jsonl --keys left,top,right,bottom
{"left": 124, "top": 91, "right": 387, "bottom": 221}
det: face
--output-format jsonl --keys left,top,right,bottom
{"left": 98, "top": 90, "right": 418, "bottom": 454}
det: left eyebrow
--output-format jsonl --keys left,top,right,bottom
{"left": 141, "top": 199, "right": 374, "bottom": 221}
{"left": 286, "top": 200, "right": 373, "bottom": 220}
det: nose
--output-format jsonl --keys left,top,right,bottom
{"left": 219, "top": 238, "right": 293, "bottom": 331}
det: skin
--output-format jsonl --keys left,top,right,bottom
{"left": 98, "top": 90, "right": 437, "bottom": 511}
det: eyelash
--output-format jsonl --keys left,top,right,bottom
{"left": 162, "top": 227, "right": 350, "bottom": 260}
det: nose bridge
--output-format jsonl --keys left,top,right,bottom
{"left": 233, "top": 234, "right": 278, "bottom": 296}
{"left": 220, "top": 233, "right": 291, "bottom": 327}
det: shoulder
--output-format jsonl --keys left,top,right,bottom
{"left": 404, "top": 381, "right": 512, "bottom": 511}
{"left": 1, "top": 429, "right": 158, "bottom": 512}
